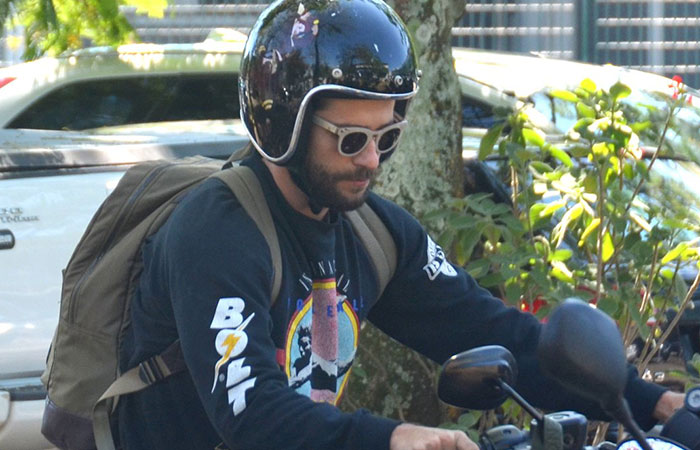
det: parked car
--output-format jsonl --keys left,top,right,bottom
{"left": 2, "top": 42, "right": 700, "bottom": 448}
{"left": 0, "top": 28, "right": 246, "bottom": 130}
{"left": 455, "top": 47, "right": 700, "bottom": 162}
{"left": 0, "top": 123, "right": 247, "bottom": 449}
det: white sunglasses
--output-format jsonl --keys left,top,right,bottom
{"left": 312, "top": 114, "right": 407, "bottom": 156}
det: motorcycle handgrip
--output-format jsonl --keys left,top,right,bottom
{"left": 660, "top": 408, "right": 700, "bottom": 450}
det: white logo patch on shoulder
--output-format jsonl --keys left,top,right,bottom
{"left": 423, "top": 236, "right": 457, "bottom": 281}
{"left": 210, "top": 297, "right": 257, "bottom": 416}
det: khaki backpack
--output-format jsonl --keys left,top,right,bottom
{"left": 40, "top": 155, "right": 397, "bottom": 450}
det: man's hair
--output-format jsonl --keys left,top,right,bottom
{"left": 297, "top": 325, "right": 311, "bottom": 345}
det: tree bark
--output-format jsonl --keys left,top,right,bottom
{"left": 378, "top": 0, "right": 465, "bottom": 218}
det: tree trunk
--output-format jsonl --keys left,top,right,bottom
{"left": 340, "top": 0, "right": 465, "bottom": 426}
{"left": 378, "top": 0, "right": 465, "bottom": 218}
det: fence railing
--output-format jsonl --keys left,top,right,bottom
{"left": 122, "top": 4, "right": 266, "bottom": 43}
{"left": 584, "top": 0, "right": 700, "bottom": 87}
{"left": 453, "top": 1, "right": 576, "bottom": 60}
{"left": 453, "top": 0, "right": 699, "bottom": 87}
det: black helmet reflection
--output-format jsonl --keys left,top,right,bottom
{"left": 239, "top": 0, "right": 420, "bottom": 165}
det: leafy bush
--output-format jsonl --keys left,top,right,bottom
{"left": 429, "top": 77, "right": 700, "bottom": 433}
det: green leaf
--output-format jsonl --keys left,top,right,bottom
{"left": 551, "top": 249, "right": 573, "bottom": 262}
{"left": 530, "top": 161, "right": 555, "bottom": 173}
{"left": 569, "top": 146, "right": 590, "bottom": 158}
{"left": 522, "top": 128, "right": 546, "bottom": 148}
{"left": 529, "top": 203, "right": 547, "bottom": 220}
{"left": 681, "top": 247, "right": 698, "bottom": 261}
{"left": 660, "top": 268, "right": 675, "bottom": 280}
{"left": 491, "top": 203, "right": 513, "bottom": 216}
{"left": 529, "top": 204, "right": 551, "bottom": 230}
{"left": 627, "top": 302, "right": 648, "bottom": 338}
{"left": 673, "top": 275, "right": 689, "bottom": 303}
{"left": 504, "top": 141, "right": 526, "bottom": 159}
{"left": 533, "top": 240, "right": 547, "bottom": 256}
{"left": 550, "top": 89, "right": 578, "bottom": 103}
{"left": 622, "top": 162, "right": 634, "bottom": 179}
{"left": 588, "top": 117, "right": 612, "bottom": 133}
{"left": 629, "top": 211, "right": 652, "bottom": 232}
{"left": 601, "top": 232, "right": 614, "bottom": 262}
{"left": 515, "top": 147, "right": 538, "bottom": 162}
{"left": 500, "top": 215, "right": 526, "bottom": 234}
{"left": 550, "top": 266, "right": 574, "bottom": 283}
{"left": 465, "top": 259, "right": 490, "bottom": 278}
{"left": 576, "top": 102, "right": 596, "bottom": 118}
{"left": 610, "top": 82, "right": 632, "bottom": 101}
{"left": 592, "top": 142, "right": 611, "bottom": 157}
{"left": 480, "top": 272, "right": 505, "bottom": 287}
{"left": 548, "top": 146, "right": 573, "bottom": 168}
{"left": 540, "top": 200, "right": 566, "bottom": 218}
{"left": 629, "top": 240, "right": 654, "bottom": 264}
{"left": 569, "top": 203, "right": 584, "bottom": 221}
{"left": 505, "top": 281, "right": 521, "bottom": 303}
{"left": 662, "top": 218, "right": 692, "bottom": 230}
{"left": 437, "top": 228, "right": 456, "bottom": 251}
{"left": 580, "top": 78, "right": 597, "bottom": 93}
{"left": 448, "top": 215, "right": 479, "bottom": 230}
{"left": 423, "top": 209, "right": 452, "bottom": 222}
{"left": 479, "top": 123, "right": 505, "bottom": 160}
{"left": 661, "top": 243, "right": 689, "bottom": 265}
{"left": 597, "top": 296, "right": 618, "bottom": 317}
{"left": 573, "top": 118, "right": 595, "bottom": 132}
{"left": 631, "top": 121, "right": 652, "bottom": 133}
{"left": 573, "top": 87, "right": 590, "bottom": 99}
{"left": 457, "top": 411, "right": 479, "bottom": 429}
{"left": 456, "top": 228, "right": 484, "bottom": 266}
{"left": 96, "top": 0, "right": 120, "bottom": 18}
{"left": 469, "top": 199, "right": 509, "bottom": 216}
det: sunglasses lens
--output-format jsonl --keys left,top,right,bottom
{"left": 340, "top": 132, "right": 370, "bottom": 155}
{"left": 377, "top": 128, "right": 401, "bottom": 152}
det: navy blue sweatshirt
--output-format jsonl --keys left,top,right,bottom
{"left": 118, "top": 155, "right": 665, "bottom": 450}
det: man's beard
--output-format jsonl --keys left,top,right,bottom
{"left": 303, "top": 158, "right": 378, "bottom": 211}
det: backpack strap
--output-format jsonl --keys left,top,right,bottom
{"left": 213, "top": 165, "right": 283, "bottom": 303}
{"left": 93, "top": 165, "right": 282, "bottom": 450}
{"left": 344, "top": 203, "right": 397, "bottom": 298}
{"left": 93, "top": 341, "right": 185, "bottom": 450}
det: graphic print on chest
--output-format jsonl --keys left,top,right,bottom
{"left": 282, "top": 269, "right": 361, "bottom": 405}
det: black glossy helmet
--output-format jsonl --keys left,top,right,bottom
{"left": 239, "top": 0, "right": 419, "bottom": 165}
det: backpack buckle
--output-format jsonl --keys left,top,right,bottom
{"left": 138, "top": 356, "right": 167, "bottom": 385}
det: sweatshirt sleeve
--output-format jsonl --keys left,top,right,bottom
{"left": 162, "top": 180, "right": 400, "bottom": 450}
{"left": 365, "top": 195, "right": 665, "bottom": 431}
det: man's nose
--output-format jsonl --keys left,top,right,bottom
{"left": 352, "top": 137, "right": 380, "bottom": 170}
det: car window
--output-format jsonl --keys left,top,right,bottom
{"left": 462, "top": 96, "right": 501, "bottom": 129}
{"left": 7, "top": 73, "right": 240, "bottom": 130}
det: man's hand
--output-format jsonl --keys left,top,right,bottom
{"left": 653, "top": 391, "right": 685, "bottom": 422}
{"left": 390, "top": 423, "right": 478, "bottom": 450}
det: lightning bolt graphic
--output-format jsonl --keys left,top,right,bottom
{"left": 211, "top": 313, "right": 255, "bottom": 392}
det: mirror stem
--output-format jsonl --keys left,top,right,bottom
{"left": 605, "top": 397, "right": 653, "bottom": 450}
{"left": 497, "top": 379, "right": 544, "bottom": 422}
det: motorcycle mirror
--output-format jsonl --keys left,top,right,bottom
{"left": 537, "top": 298, "right": 628, "bottom": 406}
{"left": 437, "top": 345, "right": 517, "bottom": 410}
